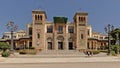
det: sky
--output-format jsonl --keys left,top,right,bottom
{"left": 0, "top": 0, "right": 120, "bottom": 37}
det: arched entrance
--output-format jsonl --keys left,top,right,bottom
{"left": 58, "top": 42, "right": 63, "bottom": 50}
{"left": 48, "top": 42, "right": 52, "bottom": 50}
{"left": 68, "top": 37, "right": 74, "bottom": 50}
{"left": 57, "top": 35, "right": 64, "bottom": 50}
{"left": 69, "top": 42, "right": 73, "bottom": 50}
{"left": 87, "top": 42, "right": 90, "bottom": 49}
{"left": 47, "top": 37, "right": 53, "bottom": 50}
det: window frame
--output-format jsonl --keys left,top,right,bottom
{"left": 47, "top": 26, "right": 53, "bottom": 33}
{"left": 68, "top": 26, "right": 74, "bottom": 33}
{"left": 58, "top": 26, "right": 63, "bottom": 33}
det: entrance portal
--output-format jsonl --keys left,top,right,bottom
{"left": 48, "top": 42, "right": 52, "bottom": 50}
{"left": 58, "top": 42, "right": 63, "bottom": 50}
{"left": 69, "top": 42, "right": 73, "bottom": 50}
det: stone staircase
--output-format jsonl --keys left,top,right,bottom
{"left": 13, "top": 50, "right": 86, "bottom": 58}
{"left": 37, "top": 50, "right": 85, "bottom": 58}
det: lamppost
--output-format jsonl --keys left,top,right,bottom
{"left": 104, "top": 24, "right": 114, "bottom": 55}
{"left": 116, "top": 32, "right": 119, "bottom": 54}
{"left": 6, "top": 21, "right": 18, "bottom": 54}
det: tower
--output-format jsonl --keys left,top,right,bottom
{"left": 74, "top": 11, "right": 88, "bottom": 50}
{"left": 32, "top": 9, "right": 47, "bottom": 50}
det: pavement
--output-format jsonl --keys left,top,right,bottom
{"left": 0, "top": 55, "right": 120, "bottom": 63}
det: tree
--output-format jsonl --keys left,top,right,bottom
{"left": 0, "top": 42, "right": 10, "bottom": 52}
{"left": 111, "top": 28, "right": 120, "bottom": 44}
{"left": 110, "top": 28, "right": 120, "bottom": 55}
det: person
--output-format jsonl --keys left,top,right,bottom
{"left": 87, "top": 51, "right": 90, "bottom": 56}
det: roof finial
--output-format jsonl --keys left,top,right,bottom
{"left": 79, "top": 8, "right": 82, "bottom": 12}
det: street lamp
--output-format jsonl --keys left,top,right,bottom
{"left": 104, "top": 24, "right": 114, "bottom": 55}
{"left": 6, "top": 21, "right": 18, "bottom": 54}
{"left": 116, "top": 33, "right": 119, "bottom": 54}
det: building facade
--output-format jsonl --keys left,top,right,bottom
{"left": 3, "top": 30, "right": 26, "bottom": 39}
{"left": 0, "top": 10, "right": 108, "bottom": 51}
{"left": 2, "top": 30, "right": 32, "bottom": 49}
{"left": 31, "top": 10, "right": 88, "bottom": 51}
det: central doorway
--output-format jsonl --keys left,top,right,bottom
{"left": 58, "top": 42, "right": 63, "bottom": 50}
{"left": 48, "top": 42, "right": 52, "bottom": 50}
{"left": 69, "top": 42, "right": 73, "bottom": 50}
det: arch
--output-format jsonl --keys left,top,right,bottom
{"left": 47, "top": 37, "right": 53, "bottom": 41}
{"left": 81, "top": 17, "right": 84, "bottom": 22}
{"left": 68, "top": 37, "right": 74, "bottom": 41}
{"left": 81, "top": 34, "right": 84, "bottom": 39}
{"left": 40, "top": 15, "right": 42, "bottom": 20}
{"left": 38, "top": 15, "right": 40, "bottom": 20}
{"left": 37, "top": 33, "right": 40, "bottom": 39}
{"left": 79, "top": 16, "right": 81, "bottom": 21}
{"left": 57, "top": 35, "right": 64, "bottom": 41}
{"left": 83, "top": 17, "right": 86, "bottom": 22}
{"left": 35, "top": 15, "right": 38, "bottom": 20}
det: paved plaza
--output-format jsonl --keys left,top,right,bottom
{"left": 0, "top": 52, "right": 120, "bottom": 64}
{"left": 1, "top": 53, "right": 120, "bottom": 68}
{"left": 0, "top": 62, "right": 120, "bottom": 68}
{"left": 0, "top": 55, "right": 120, "bottom": 63}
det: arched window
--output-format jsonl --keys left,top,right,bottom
{"left": 88, "top": 29, "right": 90, "bottom": 36}
{"left": 37, "top": 33, "right": 40, "bottom": 39}
{"left": 83, "top": 17, "right": 86, "bottom": 22}
{"left": 81, "top": 34, "right": 84, "bottom": 39}
{"left": 40, "top": 15, "right": 42, "bottom": 20}
{"left": 38, "top": 15, "right": 39, "bottom": 20}
{"left": 81, "top": 17, "right": 84, "bottom": 22}
{"left": 79, "top": 17, "right": 81, "bottom": 22}
{"left": 35, "top": 15, "right": 37, "bottom": 20}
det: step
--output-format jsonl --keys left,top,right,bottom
{"left": 38, "top": 50, "right": 83, "bottom": 54}
{"left": 11, "top": 50, "right": 86, "bottom": 58}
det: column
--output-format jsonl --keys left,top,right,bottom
{"left": 95, "top": 42, "right": 97, "bottom": 50}
{"left": 89, "top": 41, "right": 91, "bottom": 49}
{"left": 27, "top": 40, "right": 29, "bottom": 49}
{"left": 55, "top": 41, "right": 58, "bottom": 50}
{"left": 23, "top": 41, "right": 25, "bottom": 49}
{"left": 66, "top": 41, "right": 68, "bottom": 50}
{"left": 45, "top": 41, "right": 48, "bottom": 51}
{"left": 15, "top": 42, "right": 18, "bottom": 48}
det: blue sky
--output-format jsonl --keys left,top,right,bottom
{"left": 0, "top": 0, "right": 120, "bottom": 37}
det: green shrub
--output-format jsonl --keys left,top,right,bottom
{"left": 0, "top": 42, "right": 10, "bottom": 52}
{"left": 92, "top": 50, "right": 100, "bottom": 54}
{"left": 19, "top": 50, "right": 27, "bottom": 54}
{"left": 1, "top": 51, "right": 10, "bottom": 57}
{"left": 29, "top": 47, "right": 35, "bottom": 49}
{"left": 84, "top": 50, "right": 100, "bottom": 55}
{"left": 19, "top": 49, "right": 37, "bottom": 55}
{"left": 100, "top": 50, "right": 108, "bottom": 53}
{"left": 27, "top": 49, "right": 37, "bottom": 55}
{"left": 111, "top": 51, "right": 117, "bottom": 56}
